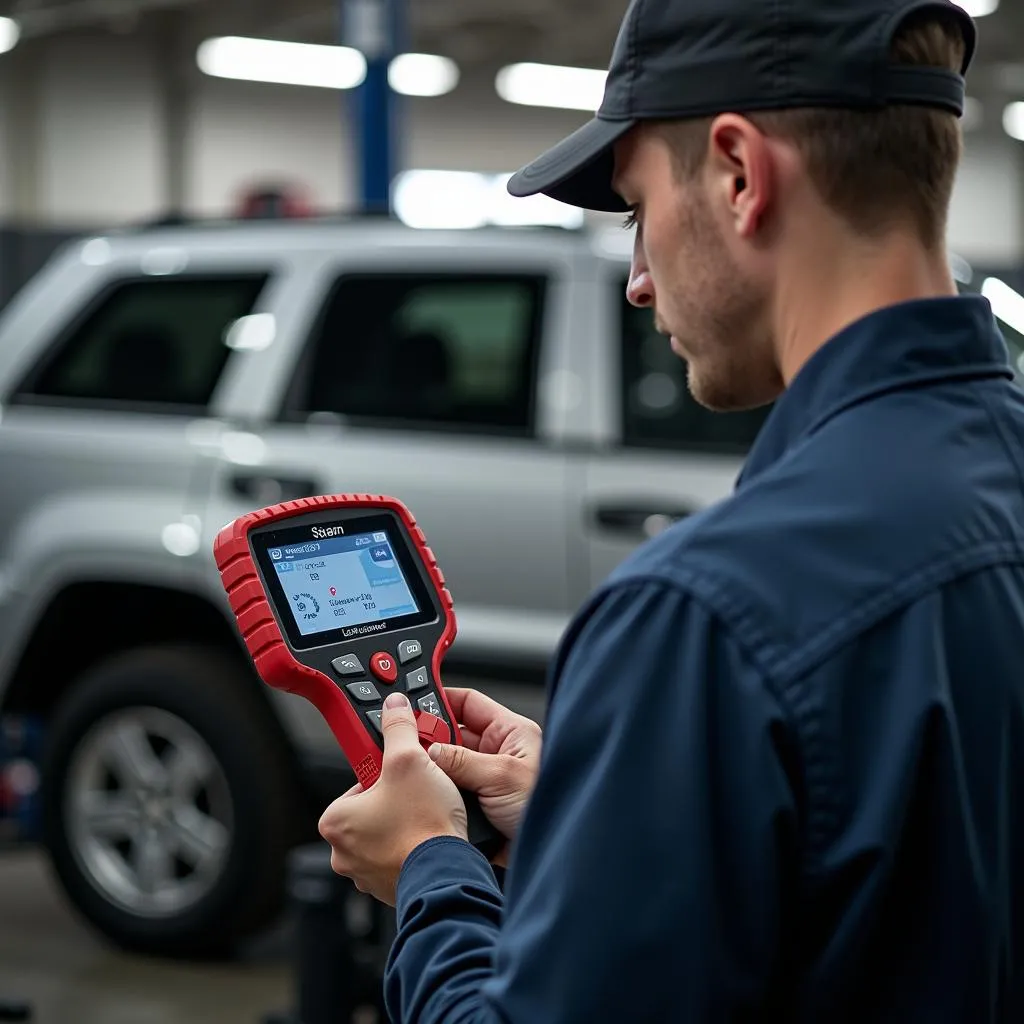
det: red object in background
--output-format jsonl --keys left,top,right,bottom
{"left": 236, "top": 183, "right": 313, "bottom": 219}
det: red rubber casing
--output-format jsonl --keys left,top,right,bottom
{"left": 213, "top": 494, "right": 464, "bottom": 789}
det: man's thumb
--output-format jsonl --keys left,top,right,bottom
{"left": 428, "top": 743, "right": 493, "bottom": 789}
{"left": 381, "top": 692, "right": 418, "bottom": 752}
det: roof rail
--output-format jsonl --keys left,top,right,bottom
{"left": 120, "top": 207, "right": 399, "bottom": 233}
{"left": 109, "top": 208, "right": 585, "bottom": 236}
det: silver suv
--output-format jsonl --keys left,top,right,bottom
{"left": 0, "top": 217, "right": 1005, "bottom": 957}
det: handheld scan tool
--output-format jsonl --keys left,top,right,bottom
{"left": 214, "top": 494, "right": 502, "bottom": 856}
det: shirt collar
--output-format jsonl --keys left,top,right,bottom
{"left": 737, "top": 296, "right": 1014, "bottom": 487}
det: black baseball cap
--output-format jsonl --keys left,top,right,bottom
{"left": 507, "top": 0, "right": 978, "bottom": 213}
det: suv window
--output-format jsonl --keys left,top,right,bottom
{"left": 14, "top": 275, "right": 269, "bottom": 411}
{"left": 621, "top": 288, "right": 771, "bottom": 454}
{"left": 286, "top": 273, "right": 545, "bottom": 435}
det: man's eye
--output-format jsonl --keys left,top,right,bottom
{"left": 622, "top": 208, "right": 639, "bottom": 230}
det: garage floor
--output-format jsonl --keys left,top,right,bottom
{"left": 0, "top": 847, "right": 292, "bottom": 1024}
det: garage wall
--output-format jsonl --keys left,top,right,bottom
{"left": 949, "top": 140, "right": 1024, "bottom": 265}
{"left": 38, "top": 35, "right": 167, "bottom": 225}
{"left": 185, "top": 68, "right": 590, "bottom": 215}
{"left": 0, "top": 32, "right": 1021, "bottom": 266}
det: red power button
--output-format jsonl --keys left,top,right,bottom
{"left": 369, "top": 652, "right": 398, "bottom": 684}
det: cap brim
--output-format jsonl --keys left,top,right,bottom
{"left": 507, "top": 116, "right": 636, "bottom": 213}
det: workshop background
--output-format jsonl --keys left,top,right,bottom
{"left": 0, "top": 1, "right": 1023, "bottom": 1022}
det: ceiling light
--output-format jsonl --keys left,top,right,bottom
{"left": 496, "top": 62, "right": 607, "bottom": 112}
{"left": 393, "top": 171, "right": 490, "bottom": 230}
{"left": 953, "top": 0, "right": 999, "bottom": 15}
{"left": 488, "top": 175, "right": 585, "bottom": 229}
{"left": 392, "top": 170, "right": 584, "bottom": 230}
{"left": 1004, "top": 102, "right": 1024, "bottom": 142}
{"left": 389, "top": 53, "right": 459, "bottom": 97}
{"left": 981, "top": 277, "right": 1024, "bottom": 336}
{"left": 0, "top": 18, "right": 19, "bottom": 55}
{"left": 197, "top": 36, "right": 366, "bottom": 90}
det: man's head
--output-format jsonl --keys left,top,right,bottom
{"left": 508, "top": 0, "right": 976, "bottom": 412}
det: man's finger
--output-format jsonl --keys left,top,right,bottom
{"left": 458, "top": 727, "right": 483, "bottom": 752}
{"left": 443, "top": 687, "right": 521, "bottom": 736}
{"left": 381, "top": 691, "right": 422, "bottom": 764}
{"left": 428, "top": 742, "right": 503, "bottom": 792}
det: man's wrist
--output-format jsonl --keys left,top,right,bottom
{"left": 398, "top": 828, "right": 469, "bottom": 867}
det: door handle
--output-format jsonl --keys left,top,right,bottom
{"left": 229, "top": 472, "right": 321, "bottom": 506}
{"left": 592, "top": 503, "right": 694, "bottom": 540}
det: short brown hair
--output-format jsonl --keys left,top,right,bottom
{"left": 658, "top": 9, "right": 968, "bottom": 248}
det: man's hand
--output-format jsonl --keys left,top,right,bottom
{"left": 318, "top": 692, "right": 468, "bottom": 906}
{"left": 428, "top": 688, "right": 543, "bottom": 851}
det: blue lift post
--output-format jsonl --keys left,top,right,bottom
{"left": 342, "top": 0, "right": 406, "bottom": 214}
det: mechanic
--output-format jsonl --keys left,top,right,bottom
{"left": 318, "top": 0, "right": 1024, "bottom": 1019}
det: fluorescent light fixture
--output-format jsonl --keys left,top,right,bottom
{"left": 0, "top": 18, "right": 19, "bottom": 54}
{"left": 496, "top": 62, "right": 607, "bottom": 112}
{"left": 389, "top": 53, "right": 459, "bottom": 97}
{"left": 393, "top": 171, "right": 490, "bottom": 230}
{"left": 392, "top": 170, "right": 585, "bottom": 230}
{"left": 954, "top": 0, "right": 999, "bottom": 15}
{"left": 982, "top": 277, "right": 1024, "bottom": 336}
{"left": 197, "top": 36, "right": 366, "bottom": 90}
{"left": 488, "top": 175, "right": 585, "bottom": 228}
{"left": 1004, "top": 101, "right": 1024, "bottom": 142}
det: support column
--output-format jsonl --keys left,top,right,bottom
{"left": 342, "top": 0, "right": 405, "bottom": 214}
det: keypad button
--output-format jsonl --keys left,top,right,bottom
{"left": 369, "top": 652, "right": 398, "bottom": 683}
{"left": 332, "top": 654, "right": 364, "bottom": 677}
{"left": 406, "top": 667, "right": 430, "bottom": 692}
{"left": 366, "top": 710, "right": 384, "bottom": 735}
{"left": 346, "top": 681, "right": 381, "bottom": 704}
{"left": 397, "top": 639, "right": 423, "bottom": 664}
{"left": 417, "top": 692, "right": 443, "bottom": 718}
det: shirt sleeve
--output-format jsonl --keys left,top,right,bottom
{"left": 384, "top": 580, "right": 803, "bottom": 1023}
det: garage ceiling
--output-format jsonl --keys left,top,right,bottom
{"left": 3, "top": 0, "right": 1024, "bottom": 136}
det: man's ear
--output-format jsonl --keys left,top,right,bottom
{"left": 707, "top": 114, "right": 774, "bottom": 238}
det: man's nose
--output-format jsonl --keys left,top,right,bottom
{"left": 626, "top": 239, "right": 654, "bottom": 309}
{"left": 626, "top": 266, "right": 655, "bottom": 309}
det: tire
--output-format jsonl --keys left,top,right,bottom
{"left": 41, "top": 644, "right": 302, "bottom": 958}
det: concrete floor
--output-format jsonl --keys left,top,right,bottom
{"left": 0, "top": 847, "right": 293, "bottom": 1024}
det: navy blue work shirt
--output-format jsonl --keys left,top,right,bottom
{"left": 384, "top": 296, "right": 1024, "bottom": 1022}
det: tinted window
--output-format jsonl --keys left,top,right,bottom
{"left": 287, "top": 274, "right": 545, "bottom": 435}
{"left": 621, "top": 289, "right": 771, "bottom": 453}
{"left": 15, "top": 275, "right": 269, "bottom": 410}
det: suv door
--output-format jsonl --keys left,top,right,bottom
{"left": 582, "top": 264, "right": 771, "bottom": 589}
{"left": 204, "top": 244, "right": 578, "bottom": 682}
